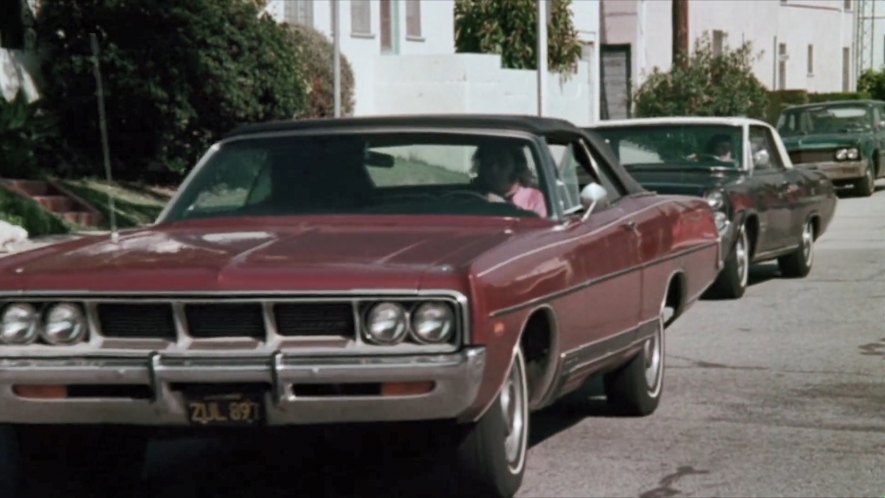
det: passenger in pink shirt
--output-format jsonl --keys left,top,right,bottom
{"left": 471, "top": 144, "right": 548, "bottom": 217}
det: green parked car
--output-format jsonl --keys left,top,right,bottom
{"left": 777, "top": 100, "right": 885, "bottom": 197}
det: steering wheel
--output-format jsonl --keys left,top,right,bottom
{"left": 441, "top": 190, "right": 492, "bottom": 202}
{"left": 692, "top": 153, "right": 724, "bottom": 161}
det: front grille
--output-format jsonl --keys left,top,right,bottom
{"left": 185, "top": 303, "right": 265, "bottom": 339}
{"left": 97, "top": 304, "right": 176, "bottom": 339}
{"left": 789, "top": 149, "right": 834, "bottom": 164}
{"left": 274, "top": 303, "right": 355, "bottom": 338}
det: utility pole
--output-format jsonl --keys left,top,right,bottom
{"left": 333, "top": 0, "right": 341, "bottom": 117}
{"left": 537, "top": 0, "right": 548, "bottom": 116}
{"left": 672, "top": 0, "right": 689, "bottom": 68}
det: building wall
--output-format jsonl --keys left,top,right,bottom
{"left": 264, "top": 0, "right": 456, "bottom": 116}
{"left": 374, "top": 54, "right": 593, "bottom": 126}
{"left": 603, "top": 0, "right": 856, "bottom": 98}
{"left": 265, "top": 0, "right": 601, "bottom": 124}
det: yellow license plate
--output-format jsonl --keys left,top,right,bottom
{"left": 185, "top": 391, "right": 265, "bottom": 426}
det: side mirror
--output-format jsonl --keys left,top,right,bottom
{"left": 877, "top": 120, "right": 885, "bottom": 130}
{"left": 753, "top": 149, "right": 770, "bottom": 169}
{"left": 580, "top": 183, "right": 609, "bottom": 221}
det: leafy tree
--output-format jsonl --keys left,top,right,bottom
{"left": 36, "top": 0, "right": 306, "bottom": 181}
{"left": 634, "top": 33, "right": 768, "bottom": 119}
{"left": 286, "top": 24, "right": 355, "bottom": 118}
{"left": 454, "top": 0, "right": 582, "bottom": 74}
{"left": 0, "top": 91, "right": 58, "bottom": 179}
{"left": 858, "top": 68, "right": 885, "bottom": 101}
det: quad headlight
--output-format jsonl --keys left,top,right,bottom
{"left": 41, "top": 303, "right": 87, "bottom": 345}
{"left": 835, "top": 147, "right": 860, "bottom": 161}
{"left": 364, "top": 302, "right": 408, "bottom": 345}
{"left": 705, "top": 190, "right": 726, "bottom": 211}
{"left": 410, "top": 302, "right": 455, "bottom": 344}
{"left": 1, "top": 303, "right": 39, "bottom": 345}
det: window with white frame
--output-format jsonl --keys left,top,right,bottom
{"left": 807, "top": 44, "right": 814, "bottom": 75}
{"left": 285, "top": 0, "right": 314, "bottom": 27}
{"left": 406, "top": 0, "right": 422, "bottom": 39}
{"left": 351, "top": 0, "right": 372, "bottom": 35}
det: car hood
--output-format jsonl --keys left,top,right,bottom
{"left": 0, "top": 216, "right": 533, "bottom": 293}
{"left": 625, "top": 167, "right": 741, "bottom": 196}
{"left": 780, "top": 133, "right": 863, "bottom": 150}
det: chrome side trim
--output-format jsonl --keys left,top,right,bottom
{"left": 488, "top": 241, "right": 718, "bottom": 317}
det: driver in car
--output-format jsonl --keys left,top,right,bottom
{"left": 471, "top": 143, "right": 547, "bottom": 217}
{"left": 706, "top": 134, "right": 735, "bottom": 163}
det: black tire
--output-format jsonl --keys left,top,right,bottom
{"left": 778, "top": 219, "right": 815, "bottom": 278}
{"left": 853, "top": 163, "right": 875, "bottom": 197}
{"left": 603, "top": 297, "right": 666, "bottom": 416}
{"left": 704, "top": 224, "right": 750, "bottom": 299}
{"left": 454, "top": 348, "right": 529, "bottom": 498}
{"left": 7, "top": 425, "right": 148, "bottom": 498}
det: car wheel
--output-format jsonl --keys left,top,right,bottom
{"left": 854, "top": 163, "right": 875, "bottom": 197}
{"left": 8, "top": 425, "right": 148, "bottom": 497}
{"left": 704, "top": 224, "right": 750, "bottom": 299}
{"left": 454, "top": 348, "right": 528, "bottom": 498}
{"left": 778, "top": 219, "right": 815, "bottom": 278}
{"left": 603, "top": 296, "right": 666, "bottom": 416}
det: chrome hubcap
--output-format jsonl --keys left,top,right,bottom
{"left": 501, "top": 353, "right": 526, "bottom": 471}
{"left": 736, "top": 229, "right": 749, "bottom": 288}
{"left": 644, "top": 313, "right": 664, "bottom": 393}
{"left": 802, "top": 222, "right": 814, "bottom": 266}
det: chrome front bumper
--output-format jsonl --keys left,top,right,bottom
{"left": 0, "top": 348, "right": 486, "bottom": 425}
{"left": 798, "top": 160, "right": 867, "bottom": 180}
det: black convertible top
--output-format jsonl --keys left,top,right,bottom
{"left": 226, "top": 114, "right": 645, "bottom": 195}
{"left": 226, "top": 114, "right": 584, "bottom": 139}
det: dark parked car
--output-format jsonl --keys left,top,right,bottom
{"left": 590, "top": 117, "right": 837, "bottom": 299}
{"left": 0, "top": 115, "right": 721, "bottom": 497}
{"left": 777, "top": 100, "right": 885, "bottom": 196}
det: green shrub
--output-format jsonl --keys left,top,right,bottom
{"left": 0, "top": 187, "right": 69, "bottom": 236}
{"left": 36, "top": 0, "right": 307, "bottom": 182}
{"left": 454, "top": 0, "right": 582, "bottom": 74}
{"left": 858, "top": 69, "right": 885, "bottom": 101}
{"left": 287, "top": 24, "right": 355, "bottom": 118}
{"left": 635, "top": 33, "right": 768, "bottom": 119}
{"left": 765, "top": 89, "right": 808, "bottom": 124}
{"left": 0, "top": 91, "right": 58, "bottom": 179}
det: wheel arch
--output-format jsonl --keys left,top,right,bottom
{"left": 663, "top": 270, "right": 687, "bottom": 328}
{"left": 515, "top": 305, "right": 560, "bottom": 409}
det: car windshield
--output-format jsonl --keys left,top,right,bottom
{"left": 594, "top": 124, "right": 743, "bottom": 170}
{"left": 161, "top": 133, "right": 547, "bottom": 222}
{"left": 777, "top": 105, "right": 873, "bottom": 136}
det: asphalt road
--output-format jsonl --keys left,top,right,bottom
{"left": 10, "top": 186, "right": 885, "bottom": 497}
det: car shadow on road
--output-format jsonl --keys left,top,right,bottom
{"left": 748, "top": 262, "right": 780, "bottom": 287}
{"left": 72, "top": 381, "right": 618, "bottom": 498}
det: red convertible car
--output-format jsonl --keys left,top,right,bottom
{"left": 0, "top": 116, "right": 720, "bottom": 497}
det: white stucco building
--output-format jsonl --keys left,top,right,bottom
{"left": 264, "top": 0, "right": 602, "bottom": 125}
{"left": 601, "top": 0, "right": 857, "bottom": 118}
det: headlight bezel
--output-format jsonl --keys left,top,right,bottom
{"left": 361, "top": 299, "right": 460, "bottom": 346}
{"left": 410, "top": 302, "right": 456, "bottom": 344}
{"left": 363, "top": 301, "right": 410, "bottom": 345}
{"left": 41, "top": 302, "right": 88, "bottom": 345}
{"left": 704, "top": 190, "right": 726, "bottom": 212}
{"left": 835, "top": 147, "right": 860, "bottom": 161}
{"left": 1, "top": 303, "right": 40, "bottom": 345}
